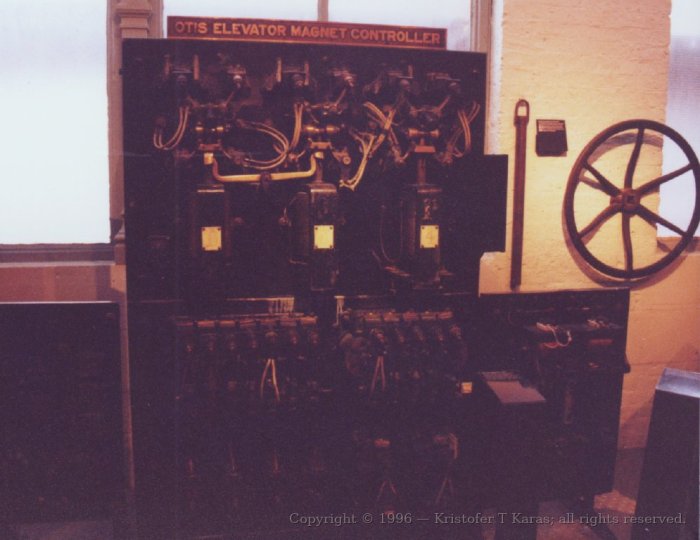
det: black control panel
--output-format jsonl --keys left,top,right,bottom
{"left": 122, "top": 36, "right": 627, "bottom": 540}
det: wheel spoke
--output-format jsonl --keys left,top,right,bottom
{"left": 579, "top": 204, "right": 620, "bottom": 239}
{"left": 622, "top": 213, "right": 633, "bottom": 273}
{"left": 637, "top": 163, "right": 694, "bottom": 196}
{"left": 637, "top": 204, "right": 687, "bottom": 236}
{"left": 624, "top": 128, "right": 644, "bottom": 189}
{"left": 582, "top": 163, "right": 620, "bottom": 196}
{"left": 581, "top": 176, "right": 605, "bottom": 191}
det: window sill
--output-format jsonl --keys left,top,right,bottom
{"left": 657, "top": 236, "right": 700, "bottom": 253}
{"left": 0, "top": 243, "right": 115, "bottom": 264}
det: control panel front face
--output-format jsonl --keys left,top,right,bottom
{"left": 123, "top": 35, "right": 519, "bottom": 540}
{"left": 122, "top": 37, "right": 629, "bottom": 540}
{"left": 123, "top": 39, "right": 505, "bottom": 304}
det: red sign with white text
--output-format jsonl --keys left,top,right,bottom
{"left": 167, "top": 16, "right": 447, "bottom": 50}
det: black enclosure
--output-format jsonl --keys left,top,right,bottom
{"left": 122, "top": 37, "right": 628, "bottom": 540}
{"left": 0, "top": 302, "right": 122, "bottom": 524}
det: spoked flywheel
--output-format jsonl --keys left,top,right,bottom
{"left": 564, "top": 119, "right": 700, "bottom": 280}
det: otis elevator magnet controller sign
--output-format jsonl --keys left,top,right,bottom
{"left": 536, "top": 119, "right": 567, "bottom": 156}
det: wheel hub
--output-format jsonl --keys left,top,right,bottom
{"left": 612, "top": 188, "right": 640, "bottom": 213}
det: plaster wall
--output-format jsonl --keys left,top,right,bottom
{"left": 484, "top": 0, "right": 700, "bottom": 448}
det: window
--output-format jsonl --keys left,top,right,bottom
{"left": 329, "top": 0, "right": 470, "bottom": 51}
{"left": 0, "top": 0, "right": 109, "bottom": 244}
{"left": 164, "top": 0, "right": 318, "bottom": 23}
{"left": 660, "top": 0, "right": 700, "bottom": 237}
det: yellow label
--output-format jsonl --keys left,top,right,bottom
{"left": 460, "top": 381, "right": 473, "bottom": 395}
{"left": 314, "top": 225, "right": 334, "bottom": 250}
{"left": 420, "top": 224, "right": 439, "bottom": 249}
{"left": 201, "top": 226, "right": 222, "bottom": 251}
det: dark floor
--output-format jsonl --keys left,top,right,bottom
{"left": 7, "top": 449, "right": 646, "bottom": 540}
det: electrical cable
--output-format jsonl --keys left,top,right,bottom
{"left": 339, "top": 131, "right": 375, "bottom": 191}
{"left": 536, "top": 322, "right": 573, "bottom": 348}
{"left": 259, "top": 358, "right": 281, "bottom": 402}
{"left": 370, "top": 354, "right": 387, "bottom": 395}
{"left": 236, "top": 120, "right": 290, "bottom": 170}
{"left": 363, "top": 101, "right": 404, "bottom": 159}
{"left": 379, "top": 205, "right": 399, "bottom": 264}
{"left": 153, "top": 106, "right": 190, "bottom": 150}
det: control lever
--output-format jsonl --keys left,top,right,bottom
{"left": 430, "top": 323, "right": 449, "bottom": 357}
{"left": 369, "top": 328, "right": 388, "bottom": 394}
{"left": 511, "top": 99, "right": 530, "bottom": 289}
{"left": 260, "top": 329, "right": 281, "bottom": 402}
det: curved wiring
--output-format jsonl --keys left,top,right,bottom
{"left": 236, "top": 119, "right": 291, "bottom": 170}
{"left": 153, "top": 106, "right": 190, "bottom": 151}
{"left": 339, "top": 131, "right": 375, "bottom": 191}
{"left": 309, "top": 87, "right": 347, "bottom": 114}
{"left": 234, "top": 102, "right": 305, "bottom": 170}
{"left": 362, "top": 101, "right": 402, "bottom": 159}
{"left": 289, "top": 102, "right": 304, "bottom": 151}
{"left": 378, "top": 204, "right": 400, "bottom": 264}
{"left": 442, "top": 102, "right": 481, "bottom": 161}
